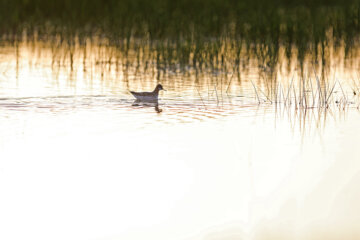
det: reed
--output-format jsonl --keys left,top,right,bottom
{"left": 250, "top": 74, "right": 357, "bottom": 111}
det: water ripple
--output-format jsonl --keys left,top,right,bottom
{"left": 0, "top": 95, "right": 260, "bottom": 126}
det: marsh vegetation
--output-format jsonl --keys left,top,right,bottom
{"left": 1, "top": 0, "right": 360, "bottom": 65}
{"left": 1, "top": 0, "right": 360, "bottom": 110}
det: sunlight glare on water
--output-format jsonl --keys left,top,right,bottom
{"left": 0, "top": 41, "right": 360, "bottom": 240}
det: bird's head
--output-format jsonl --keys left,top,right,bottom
{"left": 156, "top": 84, "right": 166, "bottom": 91}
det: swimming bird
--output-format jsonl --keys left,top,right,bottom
{"left": 130, "top": 84, "right": 165, "bottom": 101}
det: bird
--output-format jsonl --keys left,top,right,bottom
{"left": 130, "top": 84, "right": 166, "bottom": 102}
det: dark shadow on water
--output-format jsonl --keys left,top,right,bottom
{"left": 132, "top": 99, "right": 162, "bottom": 113}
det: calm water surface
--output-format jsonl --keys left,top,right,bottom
{"left": 1, "top": 41, "right": 360, "bottom": 240}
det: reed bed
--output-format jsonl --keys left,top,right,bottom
{"left": 1, "top": 0, "right": 360, "bottom": 66}
{"left": 1, "top": 31, "right": 359, "bottom": 112}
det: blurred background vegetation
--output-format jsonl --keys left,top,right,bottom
{"left": 1, "top": 0, "right": 359, "bottom": 39}
{"left": 0, "top": 0, "right": 359, "bottom": 68}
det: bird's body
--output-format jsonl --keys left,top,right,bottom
{"left": 130, "top": 84, "right": 165, "bottom": 101}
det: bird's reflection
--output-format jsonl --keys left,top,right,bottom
{"left": 132, "top": 99, "right": 163, "bottom": 113}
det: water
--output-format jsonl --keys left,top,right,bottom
{"left": 1, "top": 41, "right": 360, "bottom": 240}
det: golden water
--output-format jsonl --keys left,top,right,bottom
{"left": 0, "top": 40, "right": 360, "bottom": 240}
